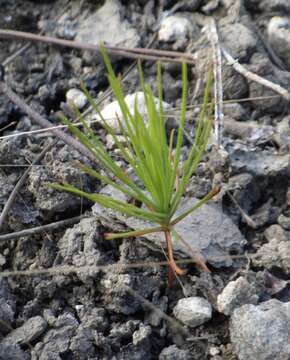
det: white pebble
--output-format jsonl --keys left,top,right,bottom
{"left": 66, "top": 88, "right": 87, "bottom": 109}
{"left": 173, "top": 296, "right": 212, "bottom": 327}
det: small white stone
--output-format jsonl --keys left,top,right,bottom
{"left": 91, "top": 91, "right": 171, "bottom": 133}
{"left": 173, "top": 296, "right": 212, "bottom": 327}
{"left": 66, "top": 88, "right": 87, "bottom": 109}
{"left": 158, "top": 15, "right": 193, "bottom": 42}
{"left": 268, "top": 17, "right": 290, "bottom": 69}
{"left": 217, "top": 277, "right": 258, "bottom": 315}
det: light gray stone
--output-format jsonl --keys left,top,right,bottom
{"left": 230, "top": 300, "right": 290, "bottom": 360}
{"left": 217, "top": 277, "right": 259, "bottom": 315}
{"left": 2, "top": 316, "right": 47, "bottom": 346}
{"left": 278, "top": 214, "right": 290, "bottom": 230}
{"left": 158, "top": 15, "right": 193, "bottom": 42}
{"left": 93, "top": 186, "right": 247, "bottom": 267}
{"left": 173, "top": 297, "right": 212, "bottom": 327}
{"left": 219, "top": 22, "right": 257, "bottom": 61}
{"left": 159, "top": 345, "right": 192, "bottom": 360}
{"left": 66, "top": 88, "right": 87, "bottom": 109}
{"left": 253, "top": 237, "right": 290, "bottom": 273}
{"left": 76, "top": 0, "right": 140, "bottom": 49}
{"left": 268, "top": 17, "right": 290, "bottom": 69}
{"left": 90, "top": 91, "right": 171, "bottom": 133}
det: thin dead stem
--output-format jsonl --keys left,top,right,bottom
{"left": 0, "top": 29, "right": 195, "bottom": 64}
{"left": 207, "top": 18, "right": 224, "bottom": 148}
{"left": 221, "top": 47, "right": 290, "bottom": 101}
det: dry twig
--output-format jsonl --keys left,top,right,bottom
{"left": 0, "top": 80, "right": 98, "bottom": 164}
{"left": 0, "top": 29, "right": 195, "bottom": 64}
{"left": 0, "top": 215, "right": 85, "bottom": 242}
{"left": 221, "top": 47, "right": 290, "bottom": 101}
{"left": 207, "top": 18, "right": 224, "bottom": 148}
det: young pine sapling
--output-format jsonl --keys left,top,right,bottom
{"left": 51, "top": 46, "right": 217, "bottom": 282}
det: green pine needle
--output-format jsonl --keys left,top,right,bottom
{"left": 50, "top": 44, "right": 214, "bottom": 237}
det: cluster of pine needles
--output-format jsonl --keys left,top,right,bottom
{"left": 51, "top": 45, "right": 217, "bottom": 283}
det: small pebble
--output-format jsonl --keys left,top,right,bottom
{"left": 217, "top": 277, "right": 259, "bottom": 315}
{"left": 158, "top": 15, "right": 193, "bottom": 42}
{"left": 173, "top": 296, "right": 212, "bottom": 327}
{"left": 66, "top": 88, "right": 87, "bottom": 109}
{"left": 278, "top": 214, "right": 290, "bottom": 230}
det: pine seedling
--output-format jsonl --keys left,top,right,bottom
{"left": 51, "top": 45, "right": 216, "bottom": 281}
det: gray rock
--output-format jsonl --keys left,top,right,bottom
{"left": 76, "top": 0, "right": 140, "bottom": 49}
{"left": 248, "top": 52, "right": 290, "bottom": 112}
{"left": 93, "top": 186, "right": 246, "bottom": 267}
{"left": 219, "top": 22, "right": 257, "bottom": 61}
{"left": 0, "top": 343, "right": 29, "bottom": 360}
{"left": 66, "top": 88, "right": 87, "bottom": 109}
{"left": 90, "top": 91, "right": 171, "bottom": 133}
{"left": 158, "top": 15, "right": 196, "bottom": 43}
{"left": 173, "top": 297, "right": 212, "bottom": 327}
{"left": 251, "top": 199, "right": 280, "bottom": 227}
{"left": 100, "top": 272, "right": 160, "bottom": 315}
{"left": 69, "top": 325, "right": 96, "bottom": 359}
{"left": 0, "top": 279, "right": 15, "bottom": 332}
{"left": 253, "top": 237, "right": 290, "bottom": 273}
{"left": 245, "top": 0, "right": 290, "bottom": 13}
{"left": 274, "top": 116, "right": 290, "bottom": 150}
{"left": 223, "top": 102, "right": 248, "bottom": 121}
{"left": 268, "top": 17, "right": 290, "bottom": 69}
{"left": 159, "top": 345, "right": 192, "bottom": 360}
{"left": 0, "top": 297, "right": 15, "bottom": 330}
{"left": 194, "top": 48, "right": 248, "bottom": 100}
{"left": 76, "top": 306, "right": 109, "bottom": 333}
{"left": 278, "top": 214, "right": 290, "bottom": 230}
{"left": 132, "top": 324, "right": 152, "bottom": 346}
{"left": 28, "top": 158, "right": 90, "bottom": 212}
{"left": 264, "top": 224, "right": 288, "bottom": 242}
{"left": 34, "top": 312, "right": 79, "bottom": 359}
{"left": 56, "top": 217, "right": 101, "bottom": 282}
{"left": 230, "top": 300, "right": 290, "bottom": 360}
{"left": 217, "top": 277, "right": 259, "bottom": 315}
{"left": 229, "top": 144, "right": 290, "bottom": 178}
{"left": 2, "top": 316, "right": 47, "bottom": 346}
{"left": 228, "top": 173, "right": 260, "bottom": 213}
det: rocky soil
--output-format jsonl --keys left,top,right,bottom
{"left": 0, "top": 0, "right": 290, "bottom": 359}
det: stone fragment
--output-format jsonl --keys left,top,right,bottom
{"left": 253, "top": 237, "right": 290, "bottom": 273}
{"left": 56, "top": 217, "right": 102, "bottom": 282}
{"left": 159, "top": 345, "right": 192, "bottom": 360}
{"left": 278, "top": 214, "right": 290, "bottom": 230}
{"left": 229, "top": 145, "right": 290, "bottom": 178}
{"left": 66, "top": 88, "right": 87, "bottom": 109}
{"left": 268, "top": 17, "right": 290, "bottom": 69}
{"left": 230, "top": 300, "right": 290, "bottom": 360}
{"left": 2, "top": 316, "right": 47, "bottom": 346}
{"left": 93, "top": 186, "right": 247, "bottom": 268}
{"left": 264, "top": 224, "right": 288, "bottom": 242}
{"left": 217, "top": 277, "right": 259, "bottom": 315}
{"left": 158, "top": 15, "right": 194, "bottom": 42}
{"left": 173, "top": 297, "right": 212, "bottom": 327}
{"left": 76, "top": 0, "right": 140, "bottom": 49}
{"left": 90, "top": 91, "right": 171, "bottom": 133}
{"left": 219, "top": 23, "right": 257, "bottom": 61}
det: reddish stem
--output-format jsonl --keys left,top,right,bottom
{"left": 164, "top": 230, "right": 185, "bottom": 286}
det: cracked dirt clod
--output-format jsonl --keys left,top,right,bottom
{"left": 1, "top": 316, "right": 47, "bottom": 346}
